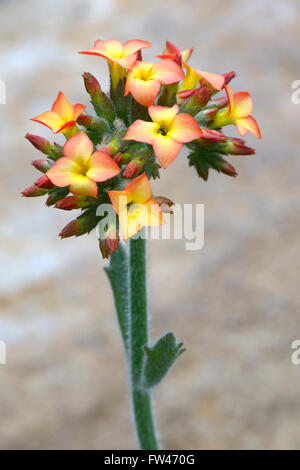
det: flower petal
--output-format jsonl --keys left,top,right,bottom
{"left": 87, "top": 151, "right": 121, "bottom": 182}
{"left": 236, "top": 116, "right": 261, "bottom": 139}
{"left": 63, "top": 131, "right": 94, "bottom": 164}
{"left": 148, "top": 104, "right": 179, "bottom": 126}
{"left": 196, "top": 69, "right": 225, "bottom": 91}
{"left": 73, "top": 103, "right": 86, "bottom": 120}
{"left": 31, "top": 111, "right": 64, "bottom": 133}
{"left": 152, "top": 59, "right": 185, "bottom": 84}
{"left": 233, "top": 92, "right": 253, "bottom": 118}
{"left": 47, "top": 158, "right": 80, "bottom": 187}
{"left": 128, "top": 78, "right": 161, "bottom": 106}
{"left": 69, "top": 175, "right": 98, "bottom": 197}
{"left": 123, "top": 120, "right": 159, "bottom": 144}
{"left": 51, "top": 92, "right": 74, "bottom": 121}
{"left": 123, "top": 39, "right": 152, "bottom": 55}
{"left": 125, "top": 173, "right": 152, "bottom": 204}
{"left": 108, "top": 190, "right": 131, "bottom": 215}
{"left": 225, "top": 86, "right": 234, "bottom": 114}
{"left": 168, "top": 113, "right": 202, "bottom": 142}
{"left": 152, "top": 134, "right": 182, "bottom": 168}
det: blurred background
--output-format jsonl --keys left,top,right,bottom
{"left": 0, "top": 0, "right": 300, "bottom": 450}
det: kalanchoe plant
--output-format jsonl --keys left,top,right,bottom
{"left": 23, "top": 39, "right": 261, "bottom": 450}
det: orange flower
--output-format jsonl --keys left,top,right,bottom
{"left": 80, "top": 39, "right": 152, "bottom": 90}
{"left": 108, "top": 173, "right": 164, "bottom": 241}
{"left": 180, "top": 62, "right": 225, "bottom": 92}
{"left": 123, "top": 104, "right": 202, "bottom": 168}
{"left": 212, "top": 86, "right": 261, "bottom": 138}
{"left": 31, "top": 92, "right": 85, "bottom": 139}
{"left": 157, "top": 40, "right": 193, "bottom": 64}
{"left": 124, "top": 60, "right": 185, "bottom": 106}
{"left": 79, "top": 39, "right": 151, "bottom": 69}
{"left": 47, "top": 132, "right": 120, "bottom": 198}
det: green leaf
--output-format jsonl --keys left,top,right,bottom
{"left": 142, "top": 332, "right": 185, "bottom": 389}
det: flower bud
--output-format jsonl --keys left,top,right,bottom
{"left": 59, "top": 210, "right": 100, "bottom": 238}
{"left": 155, "top": 196, "right": 175, "bottom": 214}
{"left": 99, "top": 224, "right": 120, "bottom": 259}
{"left": 55, "top": 195, "right": 90, "bottom": 210}
{"left": 83, "top": 72, "right": 102, "bottom": 98}
{"left": 220, "top": 161, "right": 238, "bottom": 177}
{"left": 77, "top": 114, "right": 109, "bottom": 134}
{"left": 223, "top": 138, "right": 255, "bottom": 155}
{"left": 32, "top": 159, "right": 52, "bottom": 173}
{"left": 123, "top": 159, "right": 143, "bottom": 179}
{"left": 223, "top": 71, "right": 236, "bottom": 85}
{"left": 59, "top": 220, "right": 82, "bottom": 238}
{"left": 200, "top": 128, "right": 227, "bottom": 143}
{"left": 212, "top": 96, "right": 229, "bottom": 109}
{"left": 202, "top": 108, "right": 218, "bottom": 120}
{"left": 34, "top": 175, "right": 54, "bottom": 189}
{"left": 21, "top": 185, "right": 48, "bottom": 197}
{"left": 25, "top": 133, "right": 52, "bottom": 155}
{"left": 178, "top": 85, "right": 212, "bottom": 108}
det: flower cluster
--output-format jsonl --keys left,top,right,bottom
{"left": 23, "top": 39, "right": 261, "bottom": 258}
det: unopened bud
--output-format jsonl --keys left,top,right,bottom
{"left": 77, "top": 114, "right": 109, "bottom": 133}
{"left": 83, "top": 72, "right": 101, "bottom": 98}
{"left": 34, "top": 175, "right": 54, "bottom": 189}
{"left": 223, "top": 71, "right": 236, "bottom": 85}
{"left": 32, "top": 159, "right": 52, "bottom": 173}
{"left": 59, "top": 210, "right": 100, "bottom": 238}
{"left": 200, "top": 128, "right": 227, "bottom": 143}
{"left": 55, "top": 195, "right": 90, "bottom": 210}
{"left": 155, "top": 196, "right": 175, "bottom": 214}
{"left": 220, "top": 161, "right": 238, "bottom": 177}
{"left": 25, "top": 133, "right": 52, "bottom": 155}
{"left": 123, "top": 159, "right": 143, "bottom": 179}
{"left": 223, "top": 138, "right": 255, "bottom": 155}
{"left": 21, "top": 185, "right": 48, "bottom": 197}
{"left": 99, "top": 225, "right": 120, "bottom": 259}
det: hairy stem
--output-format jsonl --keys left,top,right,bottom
{"left": 129, "top": 235, "right": 160, "bottom": 450}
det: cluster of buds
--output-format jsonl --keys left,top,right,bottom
{"left": 23, "top": 39, "right": 261, "bottom": 258}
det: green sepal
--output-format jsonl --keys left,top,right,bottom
{"left": 142, "top": 332, "right": 185, "bottom": 389}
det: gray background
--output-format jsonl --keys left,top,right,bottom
{"left": 0, "top": 0, "right": 300, "bottom": 449}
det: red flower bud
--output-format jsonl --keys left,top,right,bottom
{"left": 221, "top": 162, "right": 238, "bottom": 177}
{"left": 55, "top": 195, "right": 90, "bottom": 210}
{"left": 82, "top": 72, "right": 101, "bottom": 98}
{"left": 202, "top": 108, "right": 218, "bottom": 119}
{"left": 21, "top": 185, "right": 48, "bottom": 197}
{"left": 25, "top": 133, "right": 52, "bottom": 155}
{"left": 224, "top": 138, "right": 256, "bottom": 155}
{"left": 99, "top": 225, "right": 120, "bottom": 259}
{"left": 59, "top": 220, "right": 82, "bottom": 238}
{"left": 32, "top": 159, "right": 52, "bottom": 173}
{"left": 201, "top": 128, "right": 227, "bottom": 143}
{"left": 155, "top": 196, "right": 175, "bottom": 214}
{"left": 212, "top": 96, "right": 229, "bottom": 109}
{"left": 34, "top": 175, "right": 54, "bottom": 189}
{"left": 223, "top": 71, "right": 236, "bottom": 85}
{"left": 123, "top": 159, "right": 142, "bottom": 179}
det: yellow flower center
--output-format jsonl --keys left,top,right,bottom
{"left": 134, "top": 64, "right": 154, "bottom": 81}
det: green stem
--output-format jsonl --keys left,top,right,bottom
{"left": 129, "top": 235, "right": 160, "bottom": 450}
{"left": 104, "top": 243, "right": 130, "bottom": 355}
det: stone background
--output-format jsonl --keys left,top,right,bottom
{"left": 0, "top": 0, "right": 300, "bottom": 449}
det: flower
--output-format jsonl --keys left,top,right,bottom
{"left": 79, "top": 39, "right": 152, "bottom": 69}
{"left": 124, "top": 60, "right": 185, "bottom": 106}
{"left": 157, "top": 40, "right": 193, "bottom": 64}
{"left": 46, "top": 132, "right": 120, "bottom": 198}
{"left": 108, "top": 173, "right": 164, "bottom": 241}
{"left": 123, "top": 104, "right": 202, "bottom": 168}
{"left": 31, "top": 92, "right": 85, "bottom": 139}
{"left": 180, "top": 62, "right": 225, "bottom": 92}
{"left": 211, "top": 86, "right": 261, "bottom": 138}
